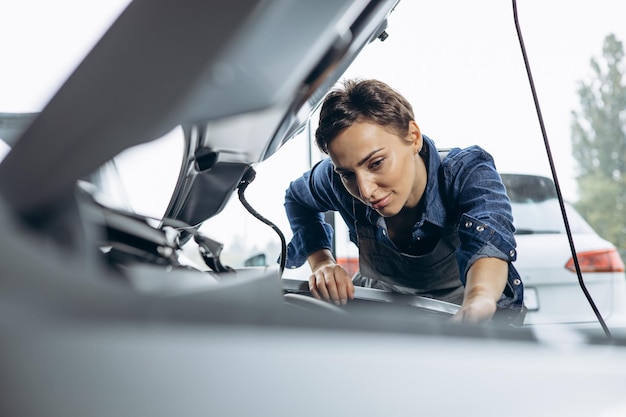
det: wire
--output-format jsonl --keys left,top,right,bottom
{"left": 237, "top": 166, "right": 287, "bottom": 278}
{"left": 511, "top": 0, "right": 612, "bottom": 339}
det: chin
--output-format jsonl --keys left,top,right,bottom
{"left": 376, "top": 206, "right": 400, "bottom": 218}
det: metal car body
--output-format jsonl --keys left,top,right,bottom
{"left": 500, "top": 174, "right": 626, "bottom": 331}
{"left": 1, "top": 1, "right": 626, "bottom": 416}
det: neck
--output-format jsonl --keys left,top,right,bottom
{"left": 387, "top": 204, "right": 421, "bottom": 229}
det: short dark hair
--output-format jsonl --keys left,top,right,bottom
{"left": 315, "top": 79, "right": 415, "bottom": 154}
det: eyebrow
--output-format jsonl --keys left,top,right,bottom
{"left": 334, "top": 148, "right": 384, "bottom": 173}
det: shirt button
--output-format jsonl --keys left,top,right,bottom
{"left": 476, "top": 225, "right": 485, "bottom": 232}
{"left": 465, "top": 221, "right": 473, "bottom": 228}
{"left": 382, "top": 229, "right": 387, "bottom": 236}
{"left": 513, "top": 279, "right": 521, "bottom": 286}
{"left": 509, "top": 249, "right": 516, "bottom": 258}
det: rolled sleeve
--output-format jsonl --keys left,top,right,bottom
{"left": 443, "top": 147, "right": 524, "bottom": 313}
{"left": 455, "top": 213, "right": 524, "bottom": 313}
{"left": 456, "top": 213, "right": 517, "bottom": 279}
{"left": 283, "top": 159, "right": 349, "bottom": 268}
{"left": 285, "top": 222, "right": 335, "bottom": 268}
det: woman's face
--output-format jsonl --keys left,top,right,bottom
{"left": 327, "top": 120, "right": 426, "bottom": 217}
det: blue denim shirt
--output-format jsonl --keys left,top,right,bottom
{"left": 283, "top": 135, "right": 524, "bottom": 311}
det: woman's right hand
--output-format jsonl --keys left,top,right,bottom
{"left": 307, "top": 249, "right": 355, "bottom": 306}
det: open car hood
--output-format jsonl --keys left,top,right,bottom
{"left": 0, "top": 0, "right": 399, "bottom": 226}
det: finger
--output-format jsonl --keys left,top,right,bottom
{"left": 314, "top": 273, "right": 331, "bottom": 302}
{"left": 347, "top": 280, "right": 355, "bottom": 301}
{"left": 336, "top": 277, "right": 353, "bottom": 305}
{"left": 323, "top": 273, "right": 341, "bottom": 305}
{"left": 336, "top": 283, "right": 348, "bottom": 305}
{"left": 308, "top": 275, "right": 321, "bottom": 300}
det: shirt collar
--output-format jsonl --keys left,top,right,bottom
{"left": 420, "top": 135, "right": 447, "bottom": 228}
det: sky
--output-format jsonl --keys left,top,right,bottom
{"left": 1, "top": 0, "right": 625, "bottom": 264}
{"left": 0, "top": 0, "right": 129, "bottom": 111}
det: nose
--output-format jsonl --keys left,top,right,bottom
{"left": 356, "top": 173, "right": 376, "bottom": 201}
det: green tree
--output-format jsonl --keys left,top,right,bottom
{"left": 571, "top": 33, "right": 626, "bottom": 257}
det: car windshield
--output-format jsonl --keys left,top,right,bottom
{"left": 511, "top": 200, "right": 594, "bottom": 235}
{"left": 500, "top": 173, "right": 595, "bottom": 235}
{"left": 94, "top": 128, "right": 184, "bottom": 219}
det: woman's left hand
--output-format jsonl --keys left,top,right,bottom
{"left": 449, "top": 257, "right": 508, "bottom": 324}
{"left": 449, "top": 295, "right": 497, "bottom": 324}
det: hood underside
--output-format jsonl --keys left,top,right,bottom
{"left": 0, "top": 0, "right": 399, "bottom": 223}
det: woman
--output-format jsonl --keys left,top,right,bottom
{"left": 284, "top": 79, "right": 525, "bottom": 324}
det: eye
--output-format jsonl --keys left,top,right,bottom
{"left": 339, "top": 172, "right": 355, "bottom": 182}
{"left": 369, "top": 158, "right": 384, "bottom": 170}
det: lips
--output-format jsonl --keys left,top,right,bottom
{"left": 370, "top": 194, "right": 391, "bottom": 210}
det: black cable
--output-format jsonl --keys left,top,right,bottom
{"left": 512, "top": 0, "right": 612, "bottom": 339}
{"left": 237, "top": 166, "right": 287, "bottom": 278}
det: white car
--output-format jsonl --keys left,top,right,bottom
{"left": 501, "top": 173, "right": 626, "bottom": 332}
{"left": 2, "top": 1, "right": 626, "bottom": 416}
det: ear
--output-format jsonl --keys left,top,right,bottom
{"left": 408, "top": 121, "right": 422, "bottom": 153}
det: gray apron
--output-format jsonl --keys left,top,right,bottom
{"left": 353, "top": 204, "right": 465, "bottom": 305}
